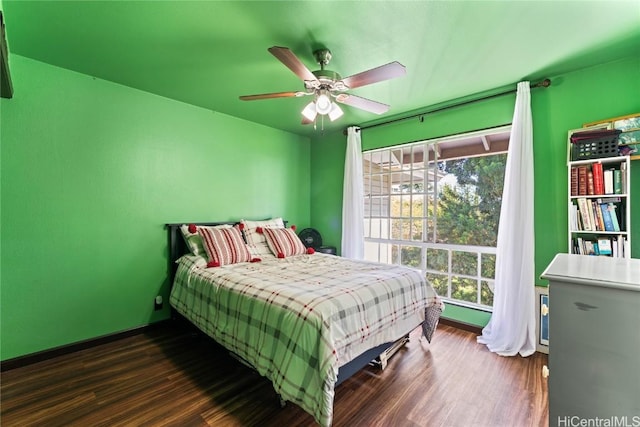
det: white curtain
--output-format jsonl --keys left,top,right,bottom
{"left": 477, "top": 81, "right": 536, "bottom": 357}
{"left": 341, "top": 126, "right": 364, "bottom": 259}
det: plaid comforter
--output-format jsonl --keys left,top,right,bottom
{"left": 170, "top": 253, "right": 443, "bottom": 426}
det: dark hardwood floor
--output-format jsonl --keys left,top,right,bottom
{"left": 1, "top": 322, "right": 548, "bottom": 426}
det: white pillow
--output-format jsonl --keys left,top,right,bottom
{"left": 241, "top": 218, "right": 285, "bottom": 229}
{"left": 240, "top": 218, "right": 285, "bottom": 260}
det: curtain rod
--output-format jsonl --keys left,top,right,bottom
{"left": 344, "top": 78, "right": 551, "bottom": 135}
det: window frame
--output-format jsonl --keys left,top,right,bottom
{"left": 362, "top": 125, "right": 511, "bottom": 311}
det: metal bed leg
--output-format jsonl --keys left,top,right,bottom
{"left": 370, "top": 333, "right": 410, "bottom": 370}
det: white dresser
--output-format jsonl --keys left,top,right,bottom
{"left": 541, "top": 254, "right": 640, "bottom": 427}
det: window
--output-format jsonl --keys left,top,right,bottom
{"left": 363, "top": 126, "right": 510, "bottom": 310}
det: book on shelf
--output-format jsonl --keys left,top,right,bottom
{"left": 603, "top": 168, "right": 614, "bottom": 194}
{"left": 613, "top": 169, "right": 622, "bottom": 194}
{"left": 571, "top": 167, "right": 578, "bottom": 196}
{"left": 618, "top": 201, "right": 625, "bottom": 231}
{"left": 571, "top": 237, "right": 582, "bottom": 255}
{"left": 597, "top": 238, "right": 612, "bottom": 256}
{"left": 607, "top": 203, "right": 621, "bottom": 232}
{"left": 598, "top": 203, "right": 615, "bottom": 231}
{"left": 593, "top": 202, "right": 605, "bottom": 231}
{"left": 578, "top": 165, "right": 588, "bottom": 196}
{"left": 621, "top": 161, "right": 627, "bottom": 193}
{"left": 576, "top": 198, "right": 594, "bottom": 231}
{"left": 584, "top": 240, "right": 597, "bottom": 255}
{"left": 601, "top": 196, "right": 622, "bottom": 203}
{"left": 569, "top": 204, "right": 579, "bottom": 231}
{"left": 617, "top": 235, "right": 628, "bottom": 258}
{"left": 587, "top": 171, "right": 595, "bottom": 195}
{"left": 592, "top": 162, "right": 604, "bottom": 195}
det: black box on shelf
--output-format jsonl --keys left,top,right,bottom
{"left": 570, "top": 129, "right": 621, "bottom": 161}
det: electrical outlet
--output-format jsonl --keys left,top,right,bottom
{"left": 154, "top": 295, "right": 163, "bottom": 311}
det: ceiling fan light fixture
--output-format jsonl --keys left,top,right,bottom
{"left": 315, "top": 91, "right": 332, "bottom": 115}
{"left": 328, "top": 102, "right": 344, "bottom": 121}
{"left": 301, "top": 101, "right": 317, "bottom": 121}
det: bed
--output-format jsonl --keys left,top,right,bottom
{"left": 166, "top": 221, "right": 443, "bottom": 426}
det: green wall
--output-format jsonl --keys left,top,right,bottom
{"left": 0, "top": 55, "right": 310, "bottom": 361}
{"left": 310, "top": 56, "right": 640, "bottom": 327}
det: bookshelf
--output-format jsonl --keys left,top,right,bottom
{"left": 568, "top": 155, "right": 631, "bottom": 257}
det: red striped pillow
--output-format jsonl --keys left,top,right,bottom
{"left": 263, "top": 227, "right": 307, "bottom": 258}
{"left": 198, "top": 226, "right": 251, "bottom": 267}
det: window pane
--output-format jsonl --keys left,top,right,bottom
{"left": 401, "top": 245, "right": 421, "bottom": 268}
{"left": 451, "top": 251, "right": 477, "bottom": 276}
{"left": 481, "top": 280, "right": 494, "bottom": 306}
{"left": 400, "top": 195, "right": 411, "bottom": 218}
{"left": 412, "top": 196, "right": 425, "bottom": 217}
{"left": 378, "top": 243, "right": 393, "bottom": 264}
{"left": 380, "top": 218, "right": 390, "bottom": 239}
{"left": 380, "top": 150, "right": 391, "bottom": 168}
{"left": 411, "top": 145, "right": 426, "bottom": 170}
{"left": 426, "top": 248, "right": 448, "bottom": 271}
{"left": 427, "top": 272, "right": 449, "bottom": 297}
{"left": 391, "top": 218, "right": 402, "bottom": 240}
{"left": 481, "top": 253, "right": 496, "bottom": 279}
{"left": 370, "top": 196, "right": 389, "bottom": 217}
{"left": 368, "top": 174, "right": 386, "bottom": 195}
{"left": 435, "top": 155, "right": 506, "bottom": 246}
{"left": 390, "top": 150, "right": 402, "bottom": 171}
{"left": 411, "top": 219, "right": 423, "bottom": 241}
{"left": 390, "top": 172, "right": 404, "bottom": 193}
{"left": 369, "top": 218, "right": 380, "bottom": 238}
{"left": 363, "top": 152, "right": 372, "bottom": 165}
{"left": 451, "top": 277, "right": 477, "bottom": 303}
{"left": 390, "top": 195, "right": 401, "bottom": 218}
{"left": 401, "top": 219, "right": 412, "bottom": 240}
{"left": 425, "top": 217, "right": 434, "bottom": 243}
{"left": 391, "top": 244, "right": 400, "bottom": 265}
{"left": 364, "top": 241, "right": 379, "bottom": 263}
{"left": 400, "top": 146, "right": 412, "bottom": 169}
{"left": 410, "top": 170, "right": 425, "bottom": 194}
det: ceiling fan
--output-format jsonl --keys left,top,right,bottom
{"left": 239, "top": 46, "right": 406, "bottom": 125}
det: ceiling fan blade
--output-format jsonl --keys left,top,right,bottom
{"left": 268, "top": 46, "right": 319, "bottom": 83}
{"left": 336, "top": 94, "right": 390, "bottom": 115}
{"left": 340, "top": 61, "right": 406, "bottom": 89}
{"left": 301, "top": 116, "right": 314, "bottom": 125}
{"left": 239, "top": 91, "right": 304, "bottom": 101}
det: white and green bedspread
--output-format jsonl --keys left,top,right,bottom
{"left": 170, "top": 253, "right": 443, "bottom": 426}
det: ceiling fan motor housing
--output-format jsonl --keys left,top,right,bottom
{"left": 313, "top": 48, "right": 332, "bottom": 67}
{"left": 306, "top": 70, "right": 347, "bottom": 92}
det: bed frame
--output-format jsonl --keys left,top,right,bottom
{"left": 165, "top": 222, "right": 412, "bottom": 387}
